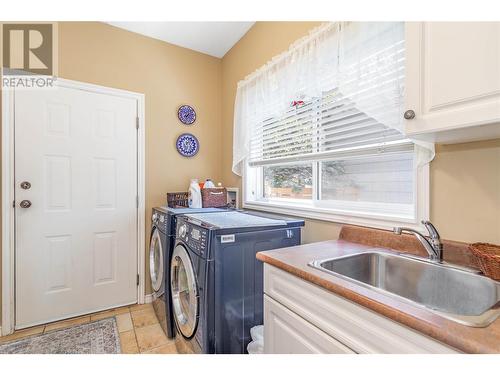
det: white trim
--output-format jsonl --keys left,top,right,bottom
{"left": 1, "top": 78, "right": 146, "bottom": 334}
{"left": 144, "top": 294, "right": 154, "bottom": 304}
{"left": 226, "top": 187, "right": 240, "bottom": 209}
{"left": 54, "top": 78, "right": 143, "bottom": 100}
{"left": 136, "top": 89, "right": 146, "bottom": 305}
{"left": 242, "top": 161, "right": 430, "bottom": 233}
{"left": 417, "top": 163, "right": 430, "bottom": 231}
{"left": 2, "top": 86, "right": 16, "bottom": 336}
{"left": 244, "top": 202, "right": 425, "bottom": 232}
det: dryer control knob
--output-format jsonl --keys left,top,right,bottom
{"left": 152, "top": 213, "right": 159, "bottom": 224}
{"left": 178, "top": 224, "right": 187, "bottom": 238}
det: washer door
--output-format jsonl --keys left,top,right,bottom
{"left": 170, "top": 244, "right": 199, "bottom": 339}
{"left": 149, "top": 228, "right": 164, "bottom": 293}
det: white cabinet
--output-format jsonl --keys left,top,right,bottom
{"left": 405, "top": 22, "right": 500, "bottom": 143}
{"left": 264, "top": 295, "right": 354, "bottom": 354}
{"left": 263, "top": 264, "right": 459, "bottom": 354}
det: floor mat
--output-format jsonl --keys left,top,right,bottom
{"left": 0, "top": 317, "right": 121, "bottom": 354}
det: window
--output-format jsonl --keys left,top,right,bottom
{"left": 264, "top": 164, "right": 313, "bottom": 200}
{"left": 245, "top": 92, "right": 418, "bottom": 223}
{"left": 236, "top": 23, "right": 431, "bottom": 228}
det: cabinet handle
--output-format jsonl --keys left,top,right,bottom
{"left": 404, "top": 110, "right": 416, "bottom": 120}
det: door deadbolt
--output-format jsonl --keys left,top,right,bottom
{"left": 20, "top": 181, "right": 31, "bottom": 190}
{"left": 19, "top": 200, "right": 32, "bottom": 208}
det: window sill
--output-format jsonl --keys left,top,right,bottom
{"left": 243, "top": 200, "right": 425, "bottom": 232}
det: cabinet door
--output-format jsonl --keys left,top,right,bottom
{"left": 264, "top": 264, "right": 460, "bottom": 353}
{"left": 264, "top": 295, "right": 355, "bottom": 354}
{"left": 405, "top": 22, "right": 500, "bottom": 136}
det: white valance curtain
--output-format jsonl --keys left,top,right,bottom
{"left": 232, "top": 22, "right": 435, "bottom": 176}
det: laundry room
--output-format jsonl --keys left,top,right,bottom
{"left": 1, "top": 1, "right": 500, "bottom": 374}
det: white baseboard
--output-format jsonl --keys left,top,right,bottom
{"left": 144, "top": 294, "right": 154, "bottom": 304}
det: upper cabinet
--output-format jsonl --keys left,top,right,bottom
{"left": 405, "top": 22, "right": 500, "bottom": 143}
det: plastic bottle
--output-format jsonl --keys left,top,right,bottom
{"left": 204, "top": 179, "right": 215, "bottom": 188}
{"left": 188, "top": 179, "right": 202, "bottom": 208}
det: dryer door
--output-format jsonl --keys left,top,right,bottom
{"left": 171, "top": 244, "right": 199, "bottom": 339}
{"left": 149, "top": 228, "right": 164, "bottom": 293}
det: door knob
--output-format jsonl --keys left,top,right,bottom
{"left": 404, "top": 110, "right": 416, "bottom": 120}
{"left": 19, "top": 200, "right": 32, "bottom": 208}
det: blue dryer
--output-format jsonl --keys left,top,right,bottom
{"left": 149, "top": 206, "right": 227, "bottom": 339}
{"left": 170, "top": 211, "right": 304, "bottom": 353}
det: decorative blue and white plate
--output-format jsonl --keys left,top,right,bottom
{"left": 177, "top": 105, "right": 196, "bottom": 125}
{"left": 176, "top": 133, "right": 199, "bottom": 157}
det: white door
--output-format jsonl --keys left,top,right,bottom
{"left": 15, "top": 84, "right": 138, "bottom": 329}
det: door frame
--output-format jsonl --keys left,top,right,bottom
{"left": 1, "top": 78, "right": 146, "bottom": 335}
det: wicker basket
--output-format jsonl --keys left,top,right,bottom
{"left": 166, "top": 192, "right": 189, "bottom": 208}
{"left": 469, "top": 243, "right": 500, "bottom": 280}
{"left": 201, "top": 188, "right": 228, "bottom": 208}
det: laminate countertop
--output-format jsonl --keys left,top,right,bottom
{"left": 256, "top": 226, "right": 500, "bottom": 354}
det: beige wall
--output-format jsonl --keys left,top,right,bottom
{"left": 221, "top": 21, "right": 500, "bottom": 245}
{"left": 431, "top": 140, "right": 500, "bottom": 243}
{"left": 58, "top": 22, "right": 223, "bottom": 294}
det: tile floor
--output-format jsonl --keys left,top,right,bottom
{"left": 0, "top": 303, "right": 178, "bottom": 354}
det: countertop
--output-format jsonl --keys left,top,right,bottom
{"left": 256, "top": 231, "right": 500, "bottom": 353}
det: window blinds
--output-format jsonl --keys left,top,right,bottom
{"left": 246, "top": 22, "right": 412, "bottom": 168}
{"left": 248, "top": 91, "right": 412, "bottom": 167}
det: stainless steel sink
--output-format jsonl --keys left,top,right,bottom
{"left": 309, "top": 251, "right": 500, "bottom": 327}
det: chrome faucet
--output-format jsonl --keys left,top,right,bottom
{"left": 393, "top": 221, "right": 443, "bottom": 261}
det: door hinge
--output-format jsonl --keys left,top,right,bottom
{"left": 137, "top": 274, "right": 140, "bottom": 286}
{"left": 12, "top": 200, "right": 15, "bottom": 208}
{"left": 136, "top": 117, "right": 139, "bottom": 130}
{"left": 136, "top": 195, "right": 139, "bottom": 208}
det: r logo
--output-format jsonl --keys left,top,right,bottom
{"left": 2, "top": 23, "right": 53, "bottom": 75}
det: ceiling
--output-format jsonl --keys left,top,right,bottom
{"left": 107, "top": 22, "right": 255, "bottom": 58}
